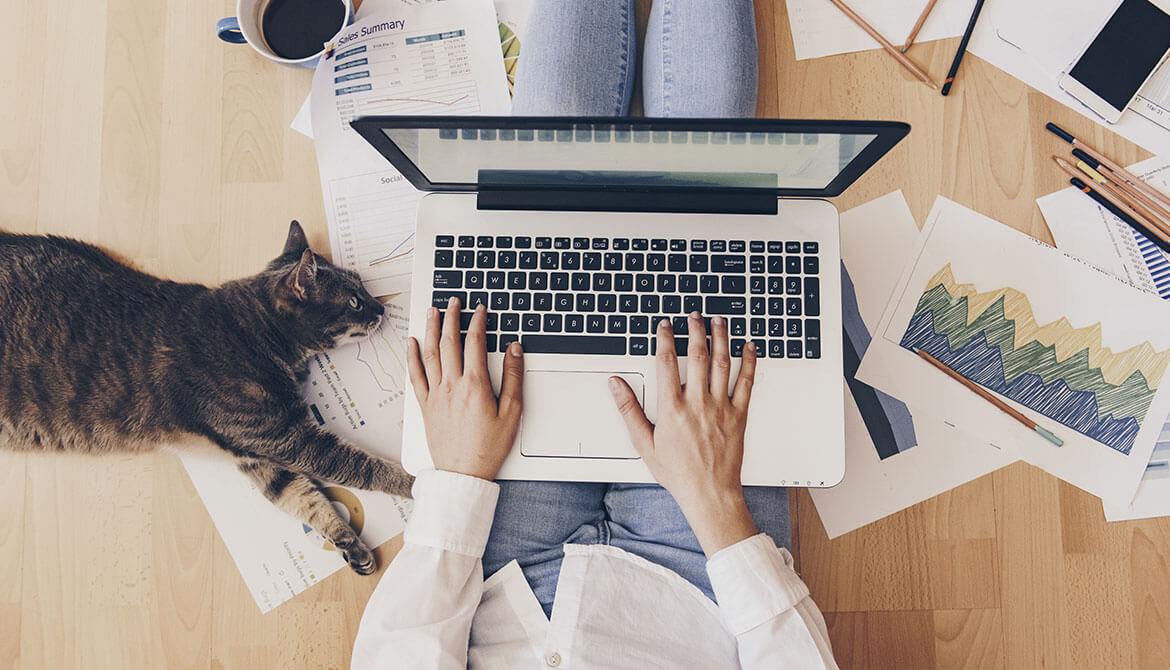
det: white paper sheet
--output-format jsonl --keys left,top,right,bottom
{"left": 179, "top": 296, "right": 414, "bottom": 612}
{"left": 1037, "top": 156, "right": 1170, "bottom": 520}
{"left": 856, "top": 196, "right": 1170, "bottom": 505}
{"left": 785, "top": 0, "right": 973, "bottom": 61}
{"left": 808, "top": 192, "right": 1015, "bottom": 539}
{"left": 309, "top": 0, "right": 510, "bottom": 296}
{"left": 967, "top": 0, "right": 1170, "bottom": 156}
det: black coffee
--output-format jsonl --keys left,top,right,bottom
{"left": 262, "top": 0, "right": 345, "bottom": 60}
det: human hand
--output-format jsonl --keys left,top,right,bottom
{"left": 406, "top": 298, "right": 523, "bottom": 481}
{"left": 608, "top": 313, "right": 760, "bottom": 556}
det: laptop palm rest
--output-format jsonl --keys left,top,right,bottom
{"left": 520, "top": 371, "right": 643, "bottom": 460}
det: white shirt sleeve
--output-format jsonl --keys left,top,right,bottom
{"left": 351, "top": 469, "right": 500, "bottom": 670}
{"left": 706, "top": 533, "right": 839, "bottom": 670}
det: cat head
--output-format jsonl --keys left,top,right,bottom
{"left": 266, "top": 221, "right": 385, "bottom": 350}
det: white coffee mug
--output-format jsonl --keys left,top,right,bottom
{"left": 216, "top": 0, "right": 354, "bottom": 68}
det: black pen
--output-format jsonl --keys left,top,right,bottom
{"left": 941, "top": 0, "right": 986, "bottom": 96}
{"left": 1069, "top": 176, "right": 1170, "bottom": 254}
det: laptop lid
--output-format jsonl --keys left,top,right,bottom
{"left": 350, "top": 116, "right": 909, "bottom": 212}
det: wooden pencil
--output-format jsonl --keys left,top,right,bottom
{"left": 1047, "top": 122, "right": 1170, "bottom": 211}
{"left": 1054, "top": 156, "right": 1170, "bottom": 242}
{"left": 901, "top": 0, "right": 938, "bottom": 52}
{"left": 1072, "top": 148, "right": 1170, "bottom": 224}
{"left": 828, "top": 0, "right": 938, "bottom": 88}
{"left": 1069, "top": 176, "right": 1170, "bottom": 254}
{"left": 940, "top": 0, "right": 986, "bottom": 96}
{"left": 915, "top": 349, "right": 1063, "bottom": 446}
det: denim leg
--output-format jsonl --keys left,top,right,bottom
{"left": 512, "top": 0, "right": 637, "bottom": 115}
{"left": 643, "top": 0, "right": 758, "bottom": 117}
{"left": 482, "top": 481, "right": 608, "bottom": 617}
{"left": 603, "top": 483, "right": 791, "bottom": 602}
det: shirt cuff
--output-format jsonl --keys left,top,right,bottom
{"left": 402, "top": 469, "right": 500, "bottom": 558}
{"left": 706, "top": 533, "right": 811, "bottom": 636}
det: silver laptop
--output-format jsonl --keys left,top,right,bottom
{"left": 351, "top": 117, "right": 909, "bottom": 486}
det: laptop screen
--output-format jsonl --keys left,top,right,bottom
{"left": 350, "top": 117, "right": 910, "bottom": 197}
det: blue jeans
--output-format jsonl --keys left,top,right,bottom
{"left": 512, "top": 0, "right": 758, "bottom": 116}
{"left": 491, "top": 0, "right": 777, "bottom": 619}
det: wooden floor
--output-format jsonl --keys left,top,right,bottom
{"left": 2, "top": 0, "right": 1168, "bottom": 667}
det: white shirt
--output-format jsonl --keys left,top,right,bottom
{"left": 352, "top": 470, "right": 839, "bottom": 670}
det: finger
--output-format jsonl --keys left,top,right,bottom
{"left": 731, "top": 341, "right": 758, "bottom": 412}
{"left": 685, "top": 312, "right": 709, "bottom": 399}
{"left": 406, "top": 337, "right": 430, "bottom": 401}
{"left": 463, "top": 304, "right": 489, "bottom": 380}
{"left": 655, "top": 318, "right": 682, "bottom": 404}
{"left": 421, "top": 306, "right": 443, "bottom": 385}
{"left": 497, "top": 341, "right": 525, "bottom": 419}
{"left": 439, "top": 296, "right": 463, "bottom": 377}
{"left": 709, "top": 315, "right": 731, "bottom": 400}
{"left": 608, "top": 376, "right": 655, "bottom": 455}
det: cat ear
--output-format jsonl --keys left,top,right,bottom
{"left": 285, "top": 248, "right": 318, "bottom": 301}
{"left": 282, "top": 220, "right": 310, "bottom": 257}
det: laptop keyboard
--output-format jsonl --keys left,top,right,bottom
{"left": 430, "top": 235, "right": 821, "bottom": 359}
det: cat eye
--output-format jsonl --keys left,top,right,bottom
{"left": 347, "top": 295, "right": 361, "bottom": 311}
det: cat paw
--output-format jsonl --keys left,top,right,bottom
{"left": 338, "top": 540, "right": 377, "bottom": 575}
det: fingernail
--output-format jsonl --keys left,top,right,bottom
{"left": 476, "top": 303, "right": 486, "bottom": 313}
{"left": 429, "top": 307, "right": 438, "bottom": 318}
{"left": 690, "top": 311, "right": 701, "bottom": 319}
{"left": 608, "top": 377, "right": 620, "bottom": 392}
{"left": 712, "top": 316, "right": 724, "bottom": 326}
{"left": 747, "top": 341, "right": 756, "bottom": 352}
{"left": 448, "top": 296, "right": 458, "bottom": 307}
{"left": 659, "top": 319, "right": 669, "bottom": 330}
{"left": 509, "top": 342, "right": 523, "bottom": 356}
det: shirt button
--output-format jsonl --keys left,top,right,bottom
{"left": 546, "top": 652, "right": 562, "bottom": 667}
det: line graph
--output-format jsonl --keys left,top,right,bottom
{"left": 369, "top": 232, "right": 415, "bottom": 267}
{"left": 899, "top": 264, "right": 1170, "bottom": 454}
{"left": 362, "top": 93, "right": 471, "bottom": 107}
{"left": 355, "top": 326, "right": 409, "bottom": 394}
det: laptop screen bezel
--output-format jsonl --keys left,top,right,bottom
{"left": 349, "top": 116, "right": 910, "bottom": 198}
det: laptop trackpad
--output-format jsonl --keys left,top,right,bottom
{"left": 520, "top": 371, "right": 643, "bottom": 459}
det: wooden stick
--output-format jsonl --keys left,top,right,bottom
{"left": 828, "top": 0, "right": 938, "bottom": 88}
{"left": 915, "top": 349, "right": 1063, "bottom": 446}
{"left": 902, "top": 0, "right": 938, "bottom": 52}
{"left": 1073, "top": 148, "right": 1170, "bottom": 224}
{"left": 1055, "top": 157, "right": 1170, "bottom": 242}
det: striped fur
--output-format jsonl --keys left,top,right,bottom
{"left": 0, "top": 221, "right": 413, "bottom": 574}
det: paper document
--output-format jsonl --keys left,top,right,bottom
{"left": 310, "top": 0, "right": 510, "bottom": 296}
{"left": 809, "top": 192, "right": 1015, "bottom": 539}
{"left": 1137, "top": 63, "right": 1170, "bottom": 133}
{"left": 967, "top": 0, "right": 1170, "bottom": 156}
{"left": 785, "top": 0, "right": 972, "bottom": 61}
{"left": 856, "top": 196, "right": 1170, "bottom": 505}
{"left": 180, "top": 296, "right": 414, "bottom": 612}
{"left": 1037, "top": 156, "right": 1170, "bottom": 520}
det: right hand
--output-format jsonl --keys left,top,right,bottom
{"left": 608, "top": 312, "right": 760, "bottom": 556}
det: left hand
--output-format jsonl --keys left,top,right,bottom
{"left": 406, "top": 298, "right": 524, "bottom": 481}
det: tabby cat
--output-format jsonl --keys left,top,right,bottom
{"left": 0, "top": 222, "right": 413, "bottom": 574}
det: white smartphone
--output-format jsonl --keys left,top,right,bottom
{"left": 1058, "top": 0, "right": 1170, "bottom": 124}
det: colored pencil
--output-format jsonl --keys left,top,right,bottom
{"left": 1072, "top": 147, "right": 1170, "bottom": 224}
{"left": 1068, "top": 176, "right": 1170, "bottom": 254}
{"left": 915, "top": 349, "right": 1064, "bottom": 447}
{"left": 1047, "top": 122, "right": 1170, "bottom": 211}
{"left": 901, "top": 0, "right": 939, "bottom": 52}
{"left": 1054, "top": 156, "right": 1170, "bottom": 243}
{"left": 828, "top": 0, "right": 938, "bottom": 88}
{"left": 940, "top": 0, "right": 985, "bottom": 96}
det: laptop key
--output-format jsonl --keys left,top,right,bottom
{"left": 522, "top": 335, "right": 626, "bottom": 355}
{"left": 555, "top": 294, "right": 574, "bottom": 311}
{"left": 604, "top": 253, "right": 623, "bottom": 270}
{"left": 691, "top": 240, "right": 707, "bottom": 252}
{"left": 803, "top": 256, "right": 819, "bottom": 274}
{"left": 456, "top": 250, "right": 475, "bottom": 268}
{"left": 572, "top": 273, "right": 590, "bottom": 291}
{"left": 721, "top": 276, "right": 746, "bottom": 294}
{"left": 689, "top": 256, "right": 708, "bottom": 273}
{"left": 699, "top": 275, "right": 719, "bottom": 293}
{"left": 786, "top": 277, "right": 801, "bottom": 295}
{"left": 729, "top": 240, "right": 746, "bottom": 253}
{"left": 785, "top": 241, "right": 801, "bottom": 253}
{"left": 786, "top": 298, "right": 802, "bottom": 316}
{"left": 710, "top": 240, "right": 727, "bottom": 252}
{"left": 458, "top": 235, "right": 475, "bottom": 248}
{"left": 613, "top": 238, "right": 630, "bottom": 250}
{"left": 591, "top": 238, "right": 608, "bottom": 250}
{"left": 679, "top": 275, "right": 698, "bottom": 293}
{"left": 491, "top": 292, "right": 509, "bottom": 310}
{"left": 501, "top": 313, "right": 520, "bottom": 332}
{"left": 433, "top": 271, "right": 462, "bottom": 289}
{"left": 787, "top": 340, "right": 803, "bottom": 358}
{"left": 636, "top": 274, "right": 655, "bottom": 292}
{"left": 535, "top": 238, "right": 551, "bottom": 249}
{"left": 530, "top": 272, "right": 548, "bottom": 290}
{"left": 583, "top": 253, "right": 602, "bottom": 270}
{"left": 684, "top": 296, "right": 703, "bottom": 314}
{"left": 540, "top": 252, "right": 559, "bottom": 269}
{"left": 576, "top": 294, "right": 596, "bottom": 312}
{"left": 496, "top": 236, "right": 513, "bottom": 248}
{"left": 651, "top": 239, "right": 667, "bottom": 251}
{"left": 573, "top": 237, "right": 589, "bottom": 250}
{"left": 436, "top": 235, "right": 455, "bottom": 247}
{"left": 592, "top": 273, "right": 612, "bottom": 291}
{"left": 751, "top": 318, "right": 766, "bottom": 337}
{"left": 435, "top": 250, "right": 454, "bottom": 267}
{"left": 519, "top": 251, "right": 538, "bottom": 269}
{"left": 647, "top": 254, "right": 666, "bottom": 272}
{"left": 522, "top": 314, "right": 541, "bottom": 332}
{"left": 565, "top": 314, "right": 585, "bottom": 332}
{"left": 731, "top": 317, "right": 746, "bottom": 336}
{"left": 615, "top": 274, "right": 634, "bottom": 292}
{"left": 508, "top": 272, "right": 526, "bottom": 290}
{"left": 770, "top": 340, "right": 786, "bottom": 358}
{"left": 787, "top": 319, "right": 802, "bottom": 338}
{"left": 640, "top": 295, "right": 660, "bottom": 313}
{"left": 486, "top": 334, "right": 498, "bottom": 352}
{"left": 630, "top": 337, "right": 649, "bottom": 355}
{"left": 477, "top": 236, "right": 493, "bottom": 248}
{"left": 551, "top": 273, "right": 569, "bottom": 291}
{"left": 750, "top": 298, "right": 766, "bottom": 316}
{"left": 767, "top": 241, "right": 783, "bottom": 253}
{"left": 500, "top": 333, "right": 519, "bottom": 350}
{"left": 625, "top": 254, "right": 645, "bottom": 271}
{"left": 534, "top": 293, "right": 553, "bottom": 311}
{"left": 663, "top": 295, "right": 682, "bottom": 313}
{"left": 468, "top": 292, "right": 488, "bottom": 309}
{"left": 668, "top": 254, "right": 687, "bottom": 272}
{"left": 753, "top": 339, "right": 768, "bottom": 357}
{"left": 632, "top": 238, "right": 649, "bottom": 250}
{"left": 619, "top": 295, "right": 638, "bottom": 313}
{"left": 670, "top": 239, "right": 687, "bottom": 251}
{"left": 767, "top": 256, "right": 783, "bottom": 273}
{"left": 730, "top": 339, "right": 745, "bottom": 357}
{"left": 608, "top": 315, "right": 627, "bottom": 333}
{"left": 630, "top": 315, "right": 649, "bottom": 334}
{"left": 750, "top": 241, "right": 765, "bottom": 253}
{"left": 750, "top": 256, "right": 765, "bottom": 273}
{"left": 803, "top": 241, "right": 819, "bottom": 254}
{"left": 554, "top": 237, "right": 570, "bottom": 249}
{"left": 487, "top": 272, "right": 505, "bottom": 290}
{"left": 768, "top": 277, "right": 784, "bottom": 294}
{"left": 498, "top": 251, "right": 517, "bottom": 269}
{"left": 586, "top": 315, "right": 606, "bottom": 333}
{"left": 515, "top": 236, "right": 532, "bottom": 249}
{"left": 562, "top": 252, "right": 581, "bottom": 270}
{"left": 805, "top": 277, "right": 820, "bottom": 316}
{"left": 544, "top": 314, "right": 563, "bottom": 332}
{"left": 512, "top": 292, "right": 531, "bottom": 310}
{"left": 657, "top": 275, "right": 676, "bottom": 292}
{"left": 750, "top": 276, "right": 765, "bottom": 294}
{"left": 711, "top": 255, "right": 746, "bottom": 272}
{"left": 786, "top": 256, "right": 801, "bottom": 274}
{"left": 769, "top": 319, "right": 784, "bottom": 337}
{"left": 705, "top": 297, "right": 746, "bottom": 314}
{"left": 599, "top": 294, "right": 618, "bottom": 312}
{"left": 769, "top": 298, "right": 785, "bottom": 315}
{"left": 432, "top": 291, "right": 466, "bottom": 309}
{"left": 465, "top": 271, "right": 484, "bottom": 289}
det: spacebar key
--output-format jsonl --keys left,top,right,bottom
{"left": 521, "top": 335, "right": 627, "bottom": 355}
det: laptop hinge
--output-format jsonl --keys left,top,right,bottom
{"left": 476, "top": 189, "right": 778, "bottom": 215}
